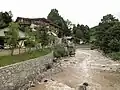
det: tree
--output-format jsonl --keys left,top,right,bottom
{"left": 73, "top": 24, "right": 90, "bottom": 44}
{"left": 93, "top": 14, "right": 120, "bottom": 53}
{"left": 66, "top": 19, "right": 73, "bottom": 29}
{"left": 101, "top": 14, "right": 118, "bottom": 23}
{"left": 65, "top": 19, "right": 72, "bottom": 36}
{"left": 0, "top": 11, "right": 12, "bottom": 29}
{"left": 24, "top": 26, "right": 36, "bottom": 53}
{"left": 79, "top": 25, "right": 90, "bottom": 43}
{"left": 36, "top": 26, "right": 49, "bottom": 48}
{"left": 47, "top": 9, "right": 71, "bottom": 37}
{"left": 5, "top": 22, "right": 19, "bottom": 55}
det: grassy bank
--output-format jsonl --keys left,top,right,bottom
{"left": 0, "top": 48, "right": 51, "bottom": 67}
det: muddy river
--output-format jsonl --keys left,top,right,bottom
{"left": 30, "top": 48, "right": 120, "bottom": 90}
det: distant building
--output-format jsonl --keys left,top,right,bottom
{"left": 16, "top": 17, "right": 61, "bottom": 33}
{"left": 16, "top": 17, "right": 62, "bottom": 45}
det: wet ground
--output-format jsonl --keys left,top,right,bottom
{"left": 30, "top": 48, "right": 120, "bottom": 90}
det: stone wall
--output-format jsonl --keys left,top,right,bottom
{"left": 0, "top": 53, "right": 54, "bottom": 90}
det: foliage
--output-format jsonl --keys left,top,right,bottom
{"left": 36, "top": 26, "right": 49, "bottom": 47}
{"left": 48, "top": 32, "right": 56, "bottom": 46}
{"left": 47, "top": 9, "right": 71, "bottom": 37}
{"left": 53, "top": 41, "right": 75, "bottom": 58}
{"left": 24, "top": 26, "right": 36, "bottom": 50}
{"left": 5, "top": 22, "right": 19, "bottom": 55}
{"left": 67, "top": 45, "right": 76, "bottom": 56}
{"left": 0, "top": 11, "right": 12, "bottom": 29}
{"left": 73, "top": 24, "right": 90, "bottom": 44}
{"left": 108, "top": 52, "right": 120, "bottom": 61}
{"left": 0, "top": 48, "right": 51, "bottom": 67}
{"left": 92, "top": 14, "right": 120, "bottom": 53}
{"left": 53, "top": 44, "right": 68, "bottom": 58}
{"left": 66, "top": 19, "right": 73, "bottom": 29}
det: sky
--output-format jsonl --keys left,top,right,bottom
{"left": 0, "top": 0, "right": 120, "bottom": 27}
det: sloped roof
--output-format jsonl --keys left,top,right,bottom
{"left": 0, "top": 28, "right": 25, "bottom": 38}
{"left": 16, "top": 17, "right": 62, "bottom": 29}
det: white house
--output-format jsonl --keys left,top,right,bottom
{"left": 0, "top": 28, "right": 25, "bottom": 49}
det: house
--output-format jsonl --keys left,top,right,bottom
{"left": 16, "top": 17, "right": 62, "bottom": 45}
{"left": 0, "top": 28, "right": 25, "bottom": 49}
{"left": 16, "top": 17, "right": 61, "bottom": 34}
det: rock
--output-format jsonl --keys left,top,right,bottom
{"left": 102, "top": 65, "right": 105, "bottom": 67}
{"left": 51, "top": 78, "right": 55, "bottom": 81}
{"left": 44, "top": 80, "right": 48, "bottom": 82}
{"left": 76, "top": 85, "right": 86, "bottom": 90}
{"left": 83, "top": 82, "right": 89, "bottom": 86}
{"left": 8, "top": 72, "right": 11, "bottom": 75}
{"left": 8, "top": 83, "right": 14, "bottom": 86}
{"left": 73, "top": 62, "right": 76, "bottom": 64}
{"left": 64, "top": 60, "right": 69, "bottom": 62}
{"left": 30, "top": 81, "right": 35, "bottom": 87}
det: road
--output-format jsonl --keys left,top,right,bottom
{"left": 29, "top": 48, "right": 120, "bottom": 90}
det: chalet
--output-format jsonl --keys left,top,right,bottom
{"left": 16, "top": 17, "right": 61, "bottom": 33}
{"left": 0, "top": 17, "right": 62, "bottom": 49}
{"left": 16, "top": 17, "right": 64, "bottom": 45}
{"left": 16, "top": 17, "right": 62, "bottom": 45}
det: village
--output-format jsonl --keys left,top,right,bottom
{"left": 1, "top": 2, "right": 120, "bottom": 90}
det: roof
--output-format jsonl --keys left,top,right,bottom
{"left": 0, "top": 28, "right": 25, "bottom": 38}
{"left": 16, "top": 17, "right": 62, "bottom": 29}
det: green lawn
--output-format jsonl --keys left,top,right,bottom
{"left": 0, "top": 48, "right": 51, "bottom": 67}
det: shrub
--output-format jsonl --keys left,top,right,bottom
{"left": 67, "top": 46, "right": 75, "bottom": 56}
{"left": 24, "top": 40, "right": 36, "bottom": 47}
{"left": 108, "top": 52, "right": 120, "bottom": 60}
{"left": 53, "top": 44, "right": 68, "bottom": 58}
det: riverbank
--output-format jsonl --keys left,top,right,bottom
{"left": 0, "top": 48, "right": 51, "bottom": 67}
{"left": 29, "top": 48, "right": 120, "bottom": 90}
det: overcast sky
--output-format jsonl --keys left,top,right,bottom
{"left": 0, "top": 0, "right": 120, "bottom": 27}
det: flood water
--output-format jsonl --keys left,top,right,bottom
{"left": 30, "top": 48, "right": 120, "bottom": 90}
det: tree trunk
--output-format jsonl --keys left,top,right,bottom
{"left": 28, "top": 47, "right": 32, "bottom": 53}
{"left": 25, "top": 48, "right": 27, "bottom": 52}
{"left": 11, "top": 48, "right": 14, "bottom": 56}
{"left": 19, "top": 47, "right": 21, "bottom": 54}
{"left": 18, "top": 40, "right": 24, "bottom": 54}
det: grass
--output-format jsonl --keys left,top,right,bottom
{"left": 108, "top": 52, "right": 120, "bottom": 61}
{"left": 0, "top": 48, "right": 51, "bottom": 67}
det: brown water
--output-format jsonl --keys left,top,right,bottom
{"left": 30, "top": 48, "right": 120, "bottom": 90}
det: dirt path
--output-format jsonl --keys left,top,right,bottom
{"left": 30, "top": 48, "right": 120, "bottom": 90}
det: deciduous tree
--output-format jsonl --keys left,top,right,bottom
{"left": 5, "top": 22, "right": 19, "bottom": 55}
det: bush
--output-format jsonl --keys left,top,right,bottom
{"left": 67, "top": 46, "right": 75, "bottom": 56}
{"left": 90, "top": 44, "right": 98, "bottom": 50}
{"left": 108, "top": 52, "right": 120, "bottom": 60}
{"left": 53, "top": 44, "right": 68, "bottom": 58}
{"left": 24, "top": 40, "right": 36, "bottom": 47}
